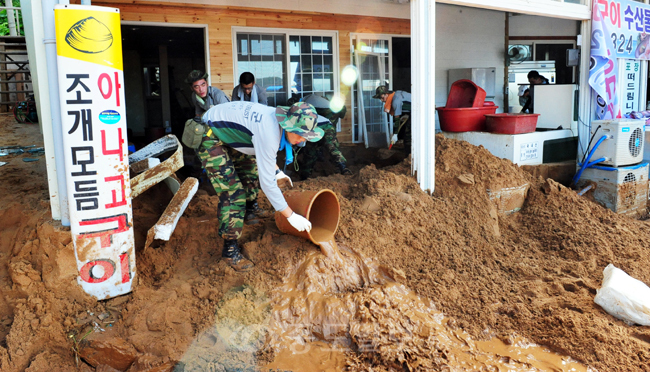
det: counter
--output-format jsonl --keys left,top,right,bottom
{"left": 442, "top": 129, "right": 576, "bottom": 165}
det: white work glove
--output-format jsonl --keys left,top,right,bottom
{"left": 275, "top": 170, "right": 293, "bottom": 187}
{"left": 286, "top": 212, "right": 312, "bottom": 232}
{"left": 389, "top": 134, "right": 398, "bottom": 149}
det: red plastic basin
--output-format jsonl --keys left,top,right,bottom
{"left": 446, "top": 79, "right": 487, "bottom": 108}
{"left": 485, "top": 113, "right": 540, "bottom": 134}
{"left": 436, "top": 106, "right": 499, "bottom": 132}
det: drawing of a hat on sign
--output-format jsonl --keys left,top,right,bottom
{"left": 65, "top": 17, "right": 113, "bottom": 54}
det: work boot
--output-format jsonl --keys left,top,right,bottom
{"left": 337, "top": 162, "right": 353, "bottom": 175}
{"left": 222, "top": 239, "right": 254, "bottom": 272}
{"left": 244, "top": 200, "right": 262, "bottom": 225}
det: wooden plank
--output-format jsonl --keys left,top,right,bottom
{"left": 99, "top": 0, "right": 412, "bottom": 21}
{"left": 338, "top": 133, "right": 353, "bottom": 143}
{"left": 99, "top": 1, "right": 327, "bottom": 16}
{"left": 207, "top": 36, "right": 236, "bottom": 43}
{"left": 245, "top": 20, "right": 311, "bottom": 29}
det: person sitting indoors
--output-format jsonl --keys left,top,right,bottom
{"left": 186, "top": 70, "right": 230, "bottom": 118}
{"left": 521, "top": 70, "right": 549, "bottom": 114}
{"left": 231, "top": 72, "right": 268, "bottom": 105}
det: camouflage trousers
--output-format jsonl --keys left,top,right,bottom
{"left": 197, "top": 137, "right": 259, "bottom": 240}
{"left": 299, "top": 125, "right": 346, "bottom": 177}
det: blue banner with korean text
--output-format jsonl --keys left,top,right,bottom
{"left": 590, "top": 0, "right": 650, "bottom": 119}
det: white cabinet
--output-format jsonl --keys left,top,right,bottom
{"left": 533, "top": 84, "right": 578, "bottom": 132}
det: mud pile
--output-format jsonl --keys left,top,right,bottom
{"left": 1, "top": 115, "right": 650, "bottom": 371}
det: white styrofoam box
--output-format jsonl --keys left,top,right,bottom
{"left": 590, "top": 119, "right": 645, "bottom": 167}
{"left": 577, "top": 162, "right": 649, "bottom": 216}
{"left": 448, "top": 68, "right": 496, "bottom": 98}
{"left": 594, "top": 264, "right": 650, "bottom": 326}
{"left": 533, "top": 84, "right": 578, "bottom": 132}
{"left": 442, "top": 129, "right": 574, "bottom": 165}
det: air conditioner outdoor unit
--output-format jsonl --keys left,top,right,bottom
{"left": 589, "top": 119, "right": 645, "bottom": 167}
{"left": 577, "top": 162, "right": 649, "bottom": 216}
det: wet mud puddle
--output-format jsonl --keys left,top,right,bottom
{"left": 265, "top": 229, "right": 593, "bottom": 371}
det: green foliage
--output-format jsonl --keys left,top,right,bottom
{"left": 0, "top": 0, "right": 24, "bottom": 36}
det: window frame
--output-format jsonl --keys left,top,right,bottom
{"left": 231, "top": 26, "right": 340, "bottom": 107}
{"left": 350, "top": 32, "right": 403, "bottom": 143}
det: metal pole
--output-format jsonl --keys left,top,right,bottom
{"left": 5, "top": 0, "right": 17, "bottom": 36}
{"left": 504, "top": 13, "right": 509, "bottom": 113}
{"left": 14, "top": 9, "right": 20, "bottom": 35}
{"left": 42, "top": 0, "right": 70, "bottom": 226}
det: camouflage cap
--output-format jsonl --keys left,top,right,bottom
{"left": 185, "top": 70, "right": 208, "bottom": 85}
{"left": 275, "top": 102, "right": 324, "bottom": 142}
{"left": 372, "top": 85, "right": 389, "bottom": 99}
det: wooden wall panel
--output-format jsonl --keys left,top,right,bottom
{"left": 94, "top": 1, "right": 410, "bottom": 143}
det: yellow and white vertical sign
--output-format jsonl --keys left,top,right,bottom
{"left": 55, "top": 4, "right": 135, "bottom": 299}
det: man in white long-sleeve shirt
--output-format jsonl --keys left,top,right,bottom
{"left": 200, "top": 101, "right": 323, "bottom": 271}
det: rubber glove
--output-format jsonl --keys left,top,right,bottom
{"left": 388, "top": 134, "right": 398, "bottom": 149}
{"left": 275, "top": 170, "right": 293, "bottom": 187}
{"left": 287, "top": 212, "right": 312, "bottom": 232}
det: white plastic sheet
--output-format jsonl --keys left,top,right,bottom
{"left": 594, "top": 264, "right": 650, "bottom": 326}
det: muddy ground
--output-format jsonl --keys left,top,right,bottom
{"left": 1, "top": 113, "right": 650, "bottom": 371}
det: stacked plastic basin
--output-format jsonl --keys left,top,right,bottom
{"left": 484, "top": 113, "right": 540, "bottom": 134}
{"left": 436, "top": 79, "right": 498, "bottom": 132}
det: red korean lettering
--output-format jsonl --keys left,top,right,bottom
{"left": 120, "top": 252, "right": 131, "bottom": 283}
{"left": 114, "top": 72, "right": 122, "bottom": 107}
{"left": 79, "top": 259, "right": 116, "bottom": 284}
{"left": 97, "top": 72, "right": 122, "bottom": 107}
{"left": 598, "top": 0, "right": 609, "bottom": 19}
{"left": 78, "top": 213, "right": 130, "bottom": 248}
{"left": 610, "top": 1, "right": 621, "bottom": 28}
{"left": 105, "top": 175, "right": 127, "bottom": 208}
{"left": 98, "top": 73, "right": 112, "bottom": 100}
{"left": 101, "top": 128, "right": 124, "bottom": 161}
{"left": 605, "top": 74, "right": 617, "bottom": 102}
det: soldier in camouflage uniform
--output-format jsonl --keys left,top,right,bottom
{"left": 291, "top": 94, "right": 352, "bottom": 180}
{"left": 185, "top": 70, "right": 230, "bottom": 117}
{"left": 198, "top": 137, "right": 259, "bottom": 240}
{"left": 200, "top": 101, "right": 323, "bottom": 271}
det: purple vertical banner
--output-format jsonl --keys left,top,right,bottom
{"left": 589, "top": 0, "right": 620, "bottom": 119}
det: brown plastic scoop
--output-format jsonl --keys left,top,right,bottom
{"left": 275, "top": 189, "right": 341, "bottom": 256}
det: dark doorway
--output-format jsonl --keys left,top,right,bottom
{"left": 392, "top": 37, "right": 411, "bottom": 92}
{"left": 121, "top": 25, "right": 205, "bottom": 144}
{"left": 535, "top": 43, "right": 575, "bottom": 84}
